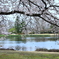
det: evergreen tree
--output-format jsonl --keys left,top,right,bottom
{"left": 15, "top": 16, "right": 25, "bottom": 34}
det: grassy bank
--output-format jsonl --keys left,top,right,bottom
{"left": 0, "top": 35, "right": 6, "bottom": 37}
{"left": 8, "top": 34, "right": 55, "bottom": 37}
{"left": 25, "top": 34, "right": 51, "bottom": 37}
{"left": 0, "top": 34, "right": 57, "bottom": 38}
{"left": 0, "top": 50, "right": 59, "bottom": 59}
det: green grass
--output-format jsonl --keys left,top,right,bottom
{"left": 8, "top": 34, "right": 55, "bottom": 37}
{"left": 0, "top": 50, "right": 59, "bottom": 59}
{"left": 25, "top": 34, "right": 51, "bottom": 37}
{"left": 0, "top": 34, "right": 56, "bottom": 37}
{"left": 0, "top": 35, "right": 6, "bottom": 37}
{"left": 8, "top": 34, "right": 21, "bottom": 37}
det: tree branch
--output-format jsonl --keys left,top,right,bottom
{"left": 0, "top": 10, "right": 25, "bottom": 15}
{"left": 0, "top": 10, "right": 59, "bottom": 27}
{"left": 0, "top": 10, "right": 41, "bottom": 17}
{"left": 41, "top": 0, "right": 48, "bottom": 9}
{"left": 39, "top": 16, "right": 59, "bottom": 27}
{"left": 28, "top": 0, "right": 41, "bottom": 10}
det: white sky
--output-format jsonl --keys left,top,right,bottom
{"left": 54, "top": 0, "right": 59, "bottom": 5}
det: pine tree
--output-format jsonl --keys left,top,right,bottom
{"left": 15, "top": 16, "right": 25, "bottom": 34}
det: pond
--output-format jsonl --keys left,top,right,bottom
{"left": 0, "top": 35, "right": 59, "bottom": 51}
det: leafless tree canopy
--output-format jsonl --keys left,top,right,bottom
{"left": 0, "top": 0, "right": 59, "bottom": 27}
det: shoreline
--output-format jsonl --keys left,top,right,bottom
{"left": 0, "top": 50, "right": 59, "bottom": 54}
{"left": 7, "top": 34, "right": 58, "bottom": 36}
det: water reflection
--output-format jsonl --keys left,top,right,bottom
{"left": 0, "top": 37, "right": 6, "bottom": 41}
{"left": 15, "top": 45, "right": 21, "bottom": 50}
{"left": 0, "top": 36, "right": 59, "bottom": 51}
{"left": 6, "top": 36, "right": 26, "bottom": 43}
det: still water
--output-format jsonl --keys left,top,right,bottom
{"left": 0, "top": 36, "right": 59, "bottom": 51}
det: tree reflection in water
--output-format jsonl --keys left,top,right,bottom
{"left": 0, "top": 36, "right": 59, "bottom": 51}
{"left": 15, "top": 45, "right": 21, "bottom": 50}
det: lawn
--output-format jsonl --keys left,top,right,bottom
{"left": 0, "top": 50, "right": 59, "bottom": 59}
{"left": 7, "top": 34, "right": 55, "bottom": 37}
{"left": 0, "top": 35, "right": 6, "bottom": 37}
{"left": 0, "top": 34, "right": 56, "bottom": 37}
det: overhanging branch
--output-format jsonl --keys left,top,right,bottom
{"left": 0, "top": 10, "right": 25, "bottom": 15}
{"left": 0, "top": 10, "right": 40, "bottom": 16}
{"left": 39, "top": 16, "right": 59, "bottom": 27}
{"left": 0, "top": 10, "right": 59, "bottom": 27}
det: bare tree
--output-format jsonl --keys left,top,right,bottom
{"left": 0, "top": 16, "right": 8, "bottom": 34}
{"left": 0, "top": 0, "right": 59, "bottom": 34}
{"left": 0, "top": 0, "right": 59, "bottom": 27}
